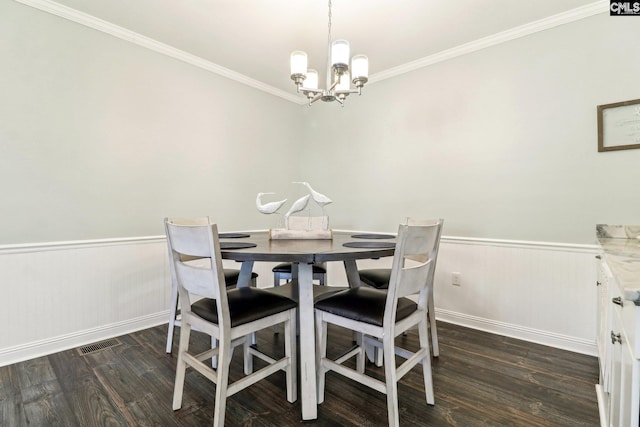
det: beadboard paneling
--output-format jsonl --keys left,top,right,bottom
{"left": 342, "top": 237, "right": 599, "bottom": 355}
{"left": 0, "top": 235, "right": 599, "bottom": 366}
{"left": 0, "top": 238, "right": 169, "bottom": 366}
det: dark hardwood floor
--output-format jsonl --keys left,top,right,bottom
{"left": 0, "top": 321, "right": 599, "bottom": 426}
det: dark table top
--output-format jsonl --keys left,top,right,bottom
{"left": 218, "top": 230, "right": 396, "bottom": 263}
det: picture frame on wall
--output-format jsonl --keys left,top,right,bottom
{"left": 597, "top": 98, "right": 640, "bottom": 152}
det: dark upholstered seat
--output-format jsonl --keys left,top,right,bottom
{"left": 358, "top": 269, "right": 391, "bottom": 289}
{"left": 314, "top": 287, "right": 417, "bottom": 327}
{"left": 223, "top": 269, "right": 259, "bottom": 288}
{"left": 265, "top": 280, "right": 344, "bottom": 304}
{"left": 272, "top": 262, "right": 327, "bottom": 275}
{"left": 192, "top": 287, "right": 297, "bottom": 327}
{"left": 166, "top": 266, "right": 258, "bottom": 353}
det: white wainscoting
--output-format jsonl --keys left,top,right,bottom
{"left": 0, "top": 237, "right": 170, "bottom": 367}
{"left": 0, "top": 234, "right": 599, "bottom": 366}
{"left": 342, "top": 236, "right": 600, "bottom": 356}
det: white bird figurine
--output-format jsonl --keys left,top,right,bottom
{"left": 293, "top": 181, "right": 333, "bottom": 209}
{"left": 284, "top": 194, "right": 310, "bottom": 227}
{"left": 255, "top": 192, "right": 287, "bottom": 215}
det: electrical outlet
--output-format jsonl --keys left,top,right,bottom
{"left": 452, "top": 272, "right": 462, "bottom": 286}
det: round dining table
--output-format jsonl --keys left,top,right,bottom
{"left": 218, "top": 230, "right": 396, "bottom": 421}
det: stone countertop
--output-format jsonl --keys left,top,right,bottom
{"left": 597, "top": 225, "right": 640, "bottom": 304}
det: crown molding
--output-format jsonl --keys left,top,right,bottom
{"left": 15, "top": 0, "right": 302, "bottom": 104}
{"left": 16, "top": 0, "right": 608, "bottom": 104}
{"left": 369, "top": 0, "right": 609, "bottom": 84}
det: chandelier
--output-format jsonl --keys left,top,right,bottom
{"left": 289, "top": 0, "right": 369, "bottom": 106}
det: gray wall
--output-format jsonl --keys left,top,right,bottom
{"left": 300, "top": 13, "right": 640, "bottom": 243}
{"left": 0, "top": 0, "right": 302, "bottom": 244}
{"left": 1, "top": 2, "right": 639, "bottom": 245}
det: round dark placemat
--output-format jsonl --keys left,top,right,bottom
{"left": 219, "top": 242, "right": 257, "bottom": 250}
{"left": 351, "top": 233, "right": 395, "bottom": 239}
{"left": 343, "top": 241, "right": 396, "bottom": 249}
{"left": 219, "top": 233, "right": 250, "bottom": 239}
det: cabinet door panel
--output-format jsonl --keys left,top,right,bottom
{"left": 598, "top": 260, "right": 615, "bottom": 389}
{"left": 597, "top": 255, "right": 640, "bottom": 427}
{"left": 609, "top": 312, "right": 622, "bottom": 426}
{"left": 623, "top": 297, "right": 640, "bottom": 358}
{"left": 597, "top": 261, "right": 611, "bottom": 384}
{"left": 619, "top": 336, "right": 639, "bottom": 427}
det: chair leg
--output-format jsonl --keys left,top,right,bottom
{"left": 383, "top": 335, "right": 400, "bottom": 427}
{"left": 285, "top": 309, "right": 297, "bottom": 403}
{"left": 213, "top": 338, "right": 231, "bottom": 427}
{"left": 272, "top": 272, "right": 282, "bottom": 335}
{"left": 211, "top": 337, "right": 218, "bottom": 368}
{"left": 356, "top": 332, "right": 365, "bottom": 373}
{"left": 166, "top": 285, "right": 179, "bottom": 353}
{"left": 318, "top": 273, "right": 326, "bottom": 286}
{"left": 315, "top": 312, "right": 328, "bottom": 404}
{"left": 211, "top": 338, "right": 234, "bottom": 368}
{"left": 172, "top": 321, "right": 191, "bottom": 410}
{"left": 418, "top": 317, "right": 435, "bottom": 404}
{"left": 248, "top": 275, "right": 258, "bottom": 343}
{"left": 243, "top": 334, "right": 253, "bottom": 375}
{"left": 428, "top": 295, "right": 439, "bottom": 357}
{"left": 374, "top": 345, "right": 384, "bottom": 367}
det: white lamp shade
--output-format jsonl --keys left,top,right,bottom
{"left": 305, "top": 69, "right": 319, "bottom": 89}
{"left": 336, "top": 71, "right": 350, "bottom": 91}
{"left": 331, "top": 40, "right": 350, "bottom": 66}
{"left": 290, "top": 51, "right": 308, "bottom": 75}
{"left": 351, "top": 55, "right": 369, "bottom": 79}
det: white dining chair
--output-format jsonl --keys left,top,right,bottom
{"left": 272, "top": 262, "right": 327, "bottom": 287}
{"left": 357, "top": 218, "right": 443, "bottom": 357}
{"left": 314, "top": 222, "right": 439, "bottom": 427}
{"left": 165, "top": 217, "right": 258, "bottom": 354}
{"left": 165, "top": 217, "right": 297, "bottom": 427}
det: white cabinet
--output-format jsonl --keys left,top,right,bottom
{"left": 596, "top": 256, "right": 640, "bottom": 427}
{"left": 597, "top": 260, "right": 611, "bottom": 387}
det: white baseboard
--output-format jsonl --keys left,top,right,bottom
{"left": 0, "top": 310, "right": 169, "bottom": 367}
{"left": 436, "top": 308, "right": 597, "bottom": 356}
{"left": 0, "top": 307, "right": 597, "bottom": 367}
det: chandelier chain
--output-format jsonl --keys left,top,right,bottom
{"left": 327, "top": 0, "right": 332, "bottom": 43}
{"left": 326, "top": 0, "right": 332, "bottom": 87}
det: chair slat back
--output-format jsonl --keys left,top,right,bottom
{"left": 407, "top": 218, "right": 444, "bottom": 287}
{"left": 393, "top": 258, "right": 433, "bottom": 299}
{"left": 165, "top": 217, "right": 225, "bottom": 301}
{"left": 175, "top": 258, "right": 219, "bottom": 299}
{"left": 166, "top": 219, "right": 213, "bottom": 258}
{"left": 385, "top": 221, "right": 442, "bottom": 324}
